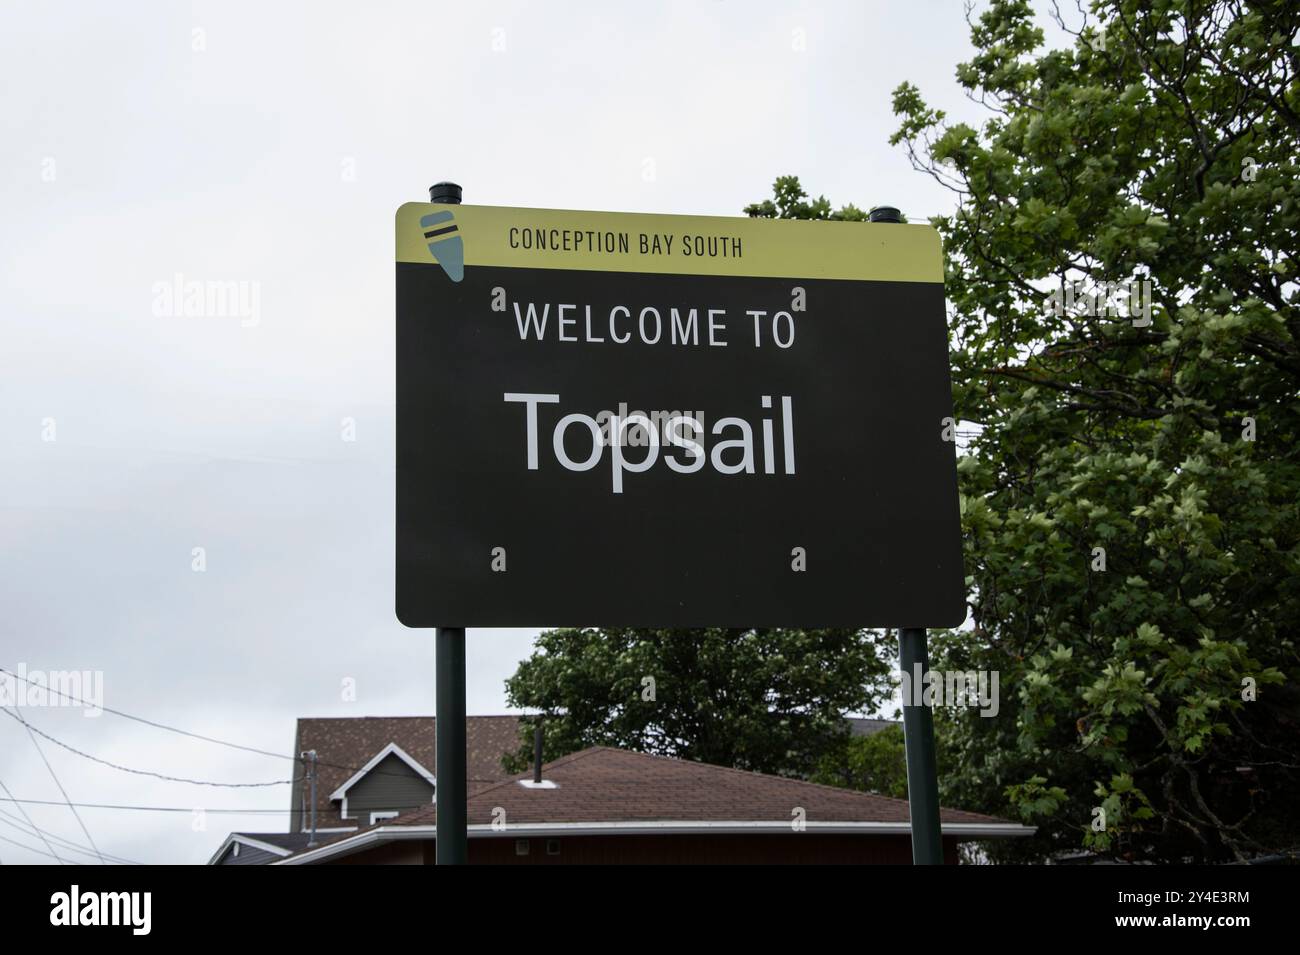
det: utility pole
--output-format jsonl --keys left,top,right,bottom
{"left": 301, "top": 749, "right": 319, "bottom": 848}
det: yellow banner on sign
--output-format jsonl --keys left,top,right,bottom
{"left": 395, "top": 203, "right": 943, "bottom": 283}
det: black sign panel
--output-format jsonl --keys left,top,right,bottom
{"left": 395, "top": 204, "right": 963, "bottom": 627}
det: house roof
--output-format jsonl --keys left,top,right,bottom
{"left": 233, "top": 831, "right": 318, "bottom": 851}
{"left": 207, "top": 831, "right": 316, "bottom": 865}
{"left": 278, "top": 747, "right": 1031, "bottom": 863}
{"left": 293, "top": 715, "right": 521, "bottom": 817}
{"left": 292, "top": 715, "right": 897, "bottom": 823}
{"left": 847, "top": 717, "right": 900, "bottom": 737}
{"left": 422, "top": 746, "right": 1007, "bottom": 826}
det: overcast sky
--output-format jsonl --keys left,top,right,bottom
{"left": 0, "top": 0, "right": 1075, "bottom": 865}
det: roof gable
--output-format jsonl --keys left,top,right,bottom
{"left": 329, "top": 742, "right": 435, "bottom": 801}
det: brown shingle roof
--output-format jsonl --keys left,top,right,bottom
{"left": 290, "top": 716, "right": 520, "bottom": 828}
{"left": 387, "top": 746, "right": 1008, "bottom": 827}
{"left": 279, "top": 747, "right": 1027, "bottom": 861}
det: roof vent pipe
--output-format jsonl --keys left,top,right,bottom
{"left": 533, "top": 723, "right": 544, "bottom": 784}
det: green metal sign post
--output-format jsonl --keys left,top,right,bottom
{"left": 899, "top": 626, "right": 944, "bottom": 864}
{"left": 869, "top": 205, "right": 944, "bottom": 866}
{"left": 435, "top": 624, "right": 467, "bottom": 865}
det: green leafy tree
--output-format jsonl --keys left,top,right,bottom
{"left": 910, "top": 0, "right": 1300, "bottom": 862}
{"left": 503, "top": 628, "right": 891, "bottom": 777}
{"left": 751, "top": 0, "right": 1300, "bottom": 862}
{"left": 811, "top": 724, "right": 909, "bottom": 799}
{"left": 743, "top": 175, "right": 871, "bottom": 221}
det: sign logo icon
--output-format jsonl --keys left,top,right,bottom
{"left": 420, "top": 210, "right": 464, "bottom": 282}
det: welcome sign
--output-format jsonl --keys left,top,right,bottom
{"left": 395, "top": 203, "right": 964, "bottom": 628}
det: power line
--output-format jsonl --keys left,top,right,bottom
{"left": 0, "top": 810, "right": 140, "bottom": 865}
{"left": 0, "top": 796, "right": 289, "bottom": 814}
{"left": 6, "top": 707, "right": 106, "bottom": 864}
{"left": 0, "top": 776, "right": 64, "bottom": 864}
{"left": 0, "top": 831, "right": 84, "bottom": 865}
{"left": 0, "top": 812, "right": 135, "bottom": 865}
{"left": 0, "top": 708, "right": 295, "bottom": 788}
{"left": 0, "top": 666, "right": 440, "bottom": 782}
{"left": 0, "top": 667, "right": 288, "bottom": 761}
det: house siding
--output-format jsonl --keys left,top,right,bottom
{"left": 340, "top": 753, "right": 435, "bottom": 822}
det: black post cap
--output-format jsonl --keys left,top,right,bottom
{"left": 429, "top": 182, "right": 463, "bottom": 204}
{"left": 869, "top": 205, "right": 902, "bottom": 223}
